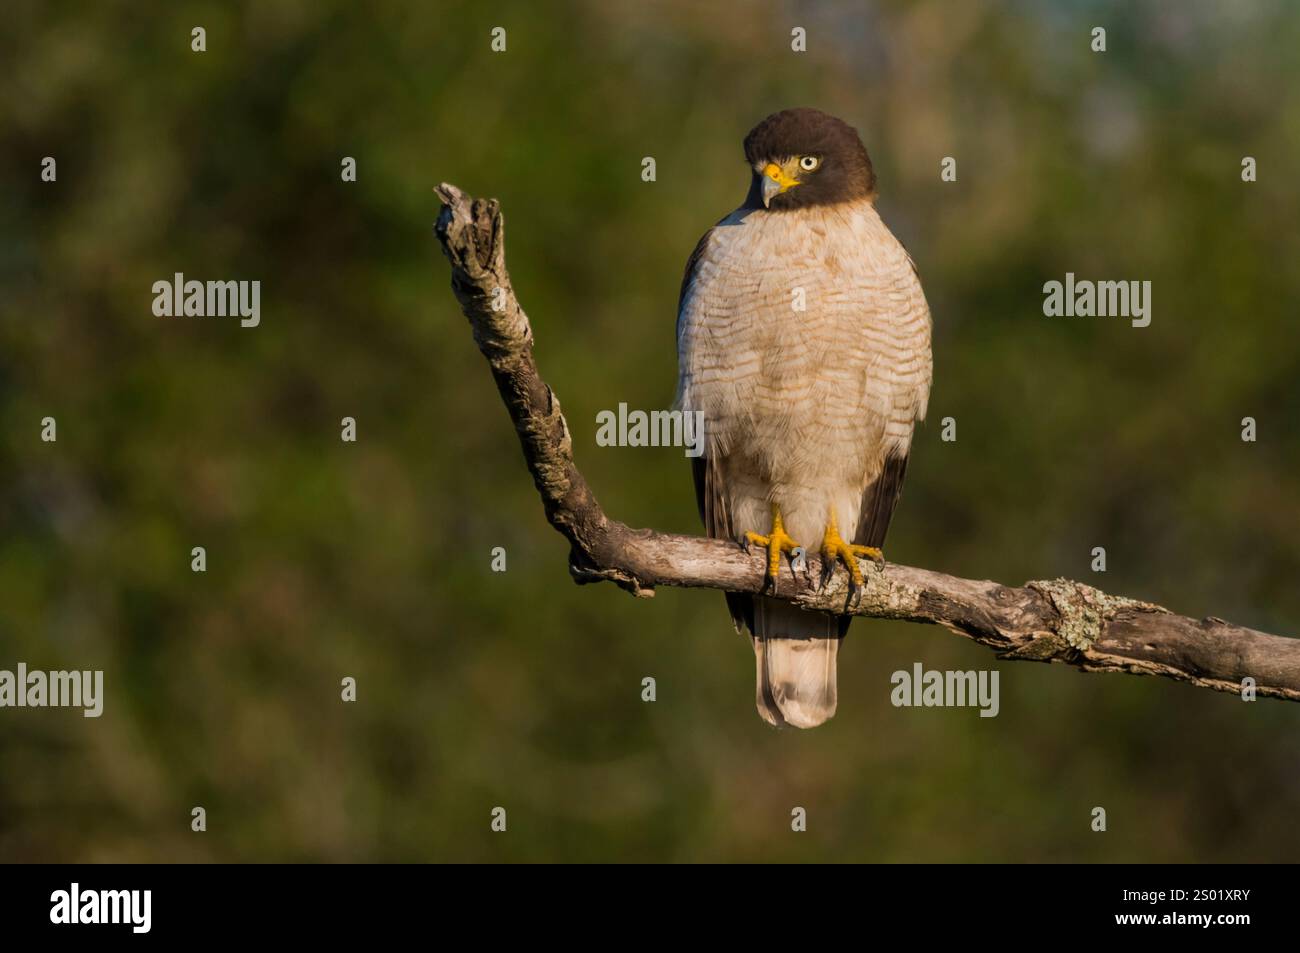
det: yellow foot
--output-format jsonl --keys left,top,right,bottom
{"left": 820, "top": 512, "right": 883, "bottom": 590}
{"left": 744, "top": 502, "right": 801, "bottom": 593}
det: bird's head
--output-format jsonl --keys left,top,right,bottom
{"left": 742, "top": 107, "right": 876, "bottom": 211}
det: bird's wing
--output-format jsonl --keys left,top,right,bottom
{"left": 840, "top": 242, "right": 932, "bottom": 636}
{"left": 690, "top": 455, "right": 753, "bottom": 634}
{"left": 676, "top": 223, "right": 714, "bottom": 330}
{"left": 853, "top": 450, "right": 909, "bottom": 549}
{"left": 854, "top": 240, "right": 932, "bottom": 549}
{"left": 679, "top": 224, "right": 754, "bottom": 635}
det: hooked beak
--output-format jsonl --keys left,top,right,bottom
{"left": 760, "top": 162, "right": 799, "bottom": 208}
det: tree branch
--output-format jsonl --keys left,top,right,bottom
{"left": 432, "top": 182, "right": 1300, "bottom": 703}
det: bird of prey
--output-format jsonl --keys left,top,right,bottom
{"left": 675, "top": 107, "right": 933, "bottom": 728}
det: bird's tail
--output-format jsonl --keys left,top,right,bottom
{"left": 752, "top": 596, "right": 841, "bottom": 728}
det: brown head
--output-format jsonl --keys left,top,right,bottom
{"left": 742, "top": 107, "right": 876, "bottom": 211}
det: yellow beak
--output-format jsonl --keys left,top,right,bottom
{"left": 761, "top": 162, "right": 800, "bottom": 207}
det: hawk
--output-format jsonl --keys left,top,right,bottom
{"left": 675, "top": 108, "right": 933, "bottom": 728}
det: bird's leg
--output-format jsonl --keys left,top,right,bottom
{"left": 820, "top": 509, "right": 883, "bottom": 592}
{"left": 743, "top": 502, "right": 801, "bottom": 593}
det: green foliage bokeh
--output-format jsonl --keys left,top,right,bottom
{"left": 1, "top": 0, "right": 1298, "bottom": 861}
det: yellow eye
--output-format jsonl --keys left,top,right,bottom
{"left": 799, "top": 155, "right": 820, "bottom": 171}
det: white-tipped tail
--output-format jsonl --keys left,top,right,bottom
{"left": 752, "top": 597, "right": 840, "bottom": 728}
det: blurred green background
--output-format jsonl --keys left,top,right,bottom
{"left": 2, "top": 0, "right": 1298, "bottom": 862}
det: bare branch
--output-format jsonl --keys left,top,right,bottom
{"left": 433, "top": 183, "right": 1300, "bottom": 703}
